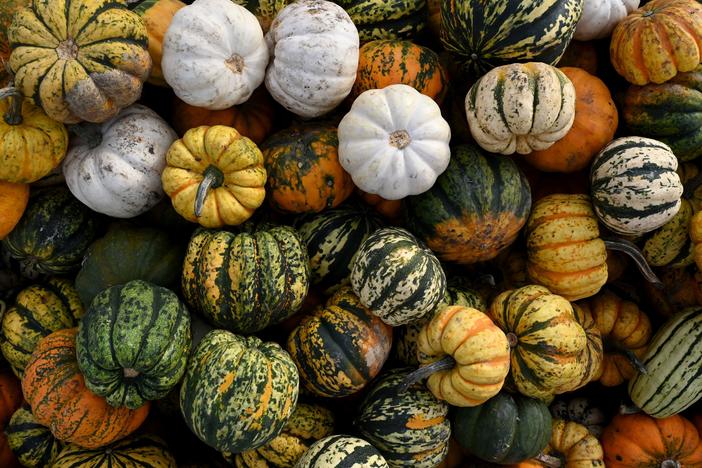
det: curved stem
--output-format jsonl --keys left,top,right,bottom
{"left": 195, "top": 165, "right": 225, "bottom": 217}
{"left": 534, "top": 453, "right": 562, "bottom": 468}
{"left": 603, "top": 237, "right": 663, "bottom": 288}
{"left": 0, "top": 86, "right": 22, "bottom": 125}
{"left": 604, "top": 339, "right": 648, "bottom": 374}
{"left": 398, "top": 355, "right": 455, "bottom": 393}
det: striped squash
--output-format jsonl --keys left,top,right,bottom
{"left": 441, "top": 0, "right": 583, "bottom": 76}
{"left": 628, "top": 307, "right": 702, "bottom": 418}
{"left": 642, "top": 199, "right": 695, "bottom": 268}
{"left": 51, "top": 434, "right": 176, "bottom": 467}
{"left": 591, "top": 137, "right": 684, "bottom": 236}
{"left": 353, "top": 368, "right": 451, "bottom": 467}
{"left": 0, "top": 278, "right": 84, "bottom": 378}
{"left": 350, "top": 227, "right": 446, "bottom": 326}
{"left": 333, "top": 0, "right": 427, "bottom": 42}
{"left": 403, "top": 144, "right": 532, "bottom": 265}
{"left": 231, "top": 0, "right": 293, "bottom": 31}
{"left": 182, "top": 226, "right": 309, "bottom": 334}
{"left": 179, "top": 330, "right": 299, "bottom": 453}
{"left": 6, "top": 405, "right": 62, "bottom": 468}
{"left": 296, "top": 435, "right": 389, "bottom": 468}
{"left": 559, "top": 301, "right": 603, "bottom": 394}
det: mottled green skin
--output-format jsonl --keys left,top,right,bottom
{"left": 354, "top": 368, "right": 451, "bottom": 467}
{"left": 52, "top": 434, "right": 176, "bottom": 467}
{"left": 333, "top": 0, "right": 426, "bottom": 41}
{"left": 180, "top": 330, "right": 299, "bottom": 453}
{"left": 76, "top": 280, "right": 192, "bottom": 409}
{"left": 1, "top": 187, "right": 99, "bottom": 279}
{"left": 182, "top": 226, "right": 310, "bottom": 334}
{"left": 296, "top": 435, "right": 389, "bottom": 468}
{"left": 6, "top": 405, "right": 63, "bottom": 468}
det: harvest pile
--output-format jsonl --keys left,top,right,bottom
{"left": 1, "top": 0, "right": 702, "bottom": 466}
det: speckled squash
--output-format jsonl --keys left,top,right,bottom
{"left": 179, "top": 330, "right": 299, "bottom": 453}
{"left": 538, "top": 420, "right": 605, "bottom": 467}
{"left": 181, "top": 226, "right": 309, "bottom": 334}
{"left": 296, "top": 435, "right": 389, "bottom": 468}
{"left": 231, "top": 0, "right": 293, "bottom": 32}
{"left": 558, "top": 300, "right": 603, "bottom": 394}
{"left": 0, "top": 182, "right": 29, "bottom": 240}
{"left": 6, "top": 405, "right": 63, "bottom": 468}
{"left": 550, "top": 397, "right": 606, "bottom": 438}
{"left": 333, "top": 0, "right": 427, "bottom": 42}
{"left": 0, "top": 278, "right": 84, "bottom": 378}
{"left": 642, "top": 198, "right": 694, "bottom": 268}
{"left": 8, "top": 0, "right": 151, "bottom": 123}
{"left": 287, "top": 287, "right": 392, "bottom": 398}
{"left": 52, "top": 434, "right": 176, "bottom": 467}
{"left": 354, "top": 368, "right": 451, "bottom": 468}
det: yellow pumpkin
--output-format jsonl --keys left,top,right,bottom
{"left": 525, "top": 420, "right": 604, "bottom": 468}
{"left": 558, "top": 302, "right": 603, "bottom": 394}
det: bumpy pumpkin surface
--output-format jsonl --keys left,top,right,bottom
{"left": 6, "top": 405, "right": 63, "bottom": 468}
{"left": 295, "top": 435, "right": 389, "bottom": 468}
{"left": 559, "top": 301, "right": 603, "bottom": 394}
{"left": 575, "top": 0, "right": 639, "bottom": 41}
{"left": 543, "top": 420, "right": 605, "bottom": 467}
{"left": 52, "top": 434, "right": 176, "bottom": 467}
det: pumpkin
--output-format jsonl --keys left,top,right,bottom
{"left": 161, "top": 0, "right": 268, "bottom": 109}
{"left": 556, "top": 40, "right": 599, "bottom": 75}
{"left": 296, "top": 435, "right": 389, "bottom": 468}
{"left": 264, "top": 0, "right": 359, "bottom": 118}
{"left": 488, "top": 285, "right": 588, "bottom": 402}
{"left": 602, "top": 413, "right": 702, "bottom": 467}
{"left": 525, "top": 67, "right": 618, "bottom": 173}
{"left": 333, "top": 0, "right": 427, "bottom": 42}
{"left": 161, "top": 125, "right": 267, "bottom": 228}
{"left": 358, "top": 190, "right": 402, "bottom": 222}
{"left": 6, "top": 405, "right": 63, "bottom": 468}
{"left": 538, "top": 420, "right": 605, "bottom": 467}
{"left": 182, "top": 225, "right": 309, "bottom": 334}
{"left": 0, "top": 370, "right": 21, "bottom": 428}
{"left": 8, "top": 0, "right": 151, "bottom": 123}
{"left": 558, "top": 300, "right": 604, "bottom": 394}
{"left": 52, "top": 434, "right": 177, "bottom": 467}
{"left": 22, "top": 328, "right": 150, "bottom": 448}
{"left": 643, "top": 198, "right": 694, "bottom": 268}
{"left": 465, "top": 62, "right": 576, "bottom": 155}
{"left": 230, "top": 0, "right": 293, "bottom": 32}
{"left": 350, "top": 40, "right": 448, "bottom": 103}
{"left": 179, "top": 330, "right": 299, "bottom": 453}
{"left": 0, "top": 88, "right": 68, "bottom": 184}
{"left": 452, "top": 392, "right": 552, "bottom": 464}
{"left": 0, "top": 278, "right": 84, "bottom": 378}
{"left": 350, "top": 226, "right": 446, "bottom": 326}
{"left": 575, "top": 0, "right": 639, "bottom": 40}
{"left": 0, "top": 1, "right": 27, "bottom": 87}
{"left": 403, "top": 144, "right": 532, "bottom": 264}
{"left": 692, "top": 210, "right": 702, "bottom": 272}
{"left": 550, "top": 397, "right": 606, "bottom": 438}
{"left": 2, "top": 187, "right": 99, "bottom": 279}
{"left": 354, "top": 368, "right": 451, "bottom": 467}
{"left": 610, "top": 0, "right": 702, "bottom": 85}
{"left": 0, "top": 182, "right": 28, "bottom": 240}
{"left": 63, "top": 104, "right": 177, "bottom": 218}
{"left": 338, "top": 84, "right": 451, "bottom": 200}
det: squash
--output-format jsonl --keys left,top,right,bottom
{"left": 0, "top": 1, "right": 27, "bottom": 87}
{"left": 52, "top": 434, "right": 176, "bottom": 467}
{"left": 575, "top": 0, "right": 639, "bottom": 40}
{"left": 358, "top": 190, "right": 402, "bottom": 222}
{"left": 537, "top": 420, "right": 605, "bottom": 467}
{"left": 610, "top": 0, "right": 702, "bottom": 85}
{"left": 230, "top": 0, "right": 293, "bottom": 32}
{"left": 22, "top": 328, "right": 150, "bottom": 448}
{"left": 465, "top": 62, "right": 576, "bottom": 155}
{"left": 296, "top": 435, "right": 389, "bottom": 468}
{"left": 0, "top": 182, "right": 28, "bottom": 240}
{"left": 161, "top": 0, "right": 268, "bottom": 109}
{"left": 338, "top": 84, "right": 451, "bottom": 200}
{"left": 558, "top": 300, "right": 604, "bottom": 394}
{"left": 6, "top": 405, "right": 63, "bottom": 468}
{"left": 179, "top": 329, "right": 299, "bottom": 453}
{"left": 63, "top": 104, "right": 177, "bottom": 218}
{"left": 642, "top": 199, "right": 694, "bottom": 268}
{"left": 692, "top": 210, "right": 702, "bottom": 272}
{"left": 264, "top": 0, "right": 359, "bottom": 118}
{"left": 333, "top": 0, "right": 427, "bottom": 42}
{"left": 550, "top": 397, "right": 606, "bottom": 438}
{"left": 161, "top": 125, "right": 267, "bottom": 228}
{"left": 8, "top": 0, "right": 151, "bottom": 123}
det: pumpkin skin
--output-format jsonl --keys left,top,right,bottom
{"left": 643, "top": 198, "right": 694, "bottom": 268}
{"left": 403, "top": 144, "right": 532, "bottom": 265}
{"left": 52, "top": 434, "right": 177, "bottom": 467}
{"left": 179, "top": 330, "right": 299, "bottom": 454}
{"left": 550, "top": 397, "right": 606, "bottom": 438}
{"left": 22, "top": 328, "right": 150, "bottom": 448}
{"left": 692, "top": 210, "right": 702, "bottom": 272}
{"left": 574, "top": 0, "right": 639, "bottom": 40}
{"left": 559, "top": 301, "right": 603, "bottom": 394}
{"left": 542, "top": 420, "right": 605, "bottom": 467}
{"left": 296, "top": 435, "right": 389, "bottom": 468}
{"left": 333, "top": 0, "right": 427, "bottom": 42}
{"left": 358, "top": 190, "right": 402, "bottom": 222}
{"left": 287, "top": 287, "right": 392, "bottom": 398}
{"left": 8, "top": 0, "right": 151, "bottom": 123}
{"left": 231, "top": 0, "right": 293, "bottom": 32}
{"left": 610, "top": 0, "right": 702, "bottom": 85}
{"left": 6, "top": 405, "right": 63, "bottom": 468}
{"left": 0, "top": 182, "right": 29, "bottom": 240}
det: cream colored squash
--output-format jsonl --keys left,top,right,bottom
{"left": 465, "top": 62, "right": 576, "bottom": 155}
{"left": 264, "top": 0, "right": 359, "bottom": 118}
{"left": 338, "top": 84, "right": 450, "bottom": 200}
{"left": 574, "top": 0, "right": 640, "bottom": 40}
{"left": 161, "top": 0, "right": 269, "bottom": 109}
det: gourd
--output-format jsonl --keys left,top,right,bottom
{"left": 574, "top": 0, "right": 639, "bottom": 40}
{"left": 642, "top": 199, "right": 694, "bottom": 268}
{"left": 5, "top": 405, "right": 63, "bottom": 468}
{"left": 538, "top": 420, "right": 605, "bottom": 467}
{"left": 550, "top": 397, "right": 607, "bottom": 438}
{"left": 51, "top": 434, "right": 177, "bottom": 467}
{"left": 295, "top": 435, "right": 389, "bottom": 468}
{"left": 558, "top": 300, "right": 604, "bottom": 394}
{"left": 0, "top": 182, "right": 28, "bottom": 240}
{"left": 692, "top": 210, "right": 702, "bottom": 272}
{"left": 333, "top": 0, "right": 427, "bottom": 42}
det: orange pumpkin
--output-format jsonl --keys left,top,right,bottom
{"left": 0, "top": 181, "right": 29, "bottom": 239}
{"left": 357, "top": 189, "right": 402, "bottom": 222}
{"left": 525, "top": 67, "right": 618, "bottom": 173}
{"left": 557, "top": 40, "right": 598, "bottom": 75}
{"left": 22, "top": 328, "right": 150, "bottom": 449}
{"left": 0, "top": 369, "right": 21, "bottom": 427}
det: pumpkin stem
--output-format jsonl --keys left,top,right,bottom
{"left": 68, "top": 122, "right": 103, "bottom": 149}
{"left": 619, "top": 401, "right": 642, "bottom": 415}
{"left": 389, "top": 130, "right": 411, "bottom": 149}
{"left": 603, "top": 339, "right": 648, "bottom": 374}
{"left": 0, "top": 86, "right": 23, "bottom": 125}
{"left": 603, "top": 237, "right": 663, "bottom": 289}
{"left": 123, "top": 368, "right": 140, "bottom": 379}
{"left": 506, "top": 332, "right": 518, "bottom": 348}
{"left": 534, "top": 453, "right": 562, "bottom": 468}
{"left": 661, "top": 460, "right": 681, "bottom": 468}
{"left": 195, "top": 165, "right": 225, "bottom": 217}
{"left": 398, "top": 355, "right": 455, "bottom": 393}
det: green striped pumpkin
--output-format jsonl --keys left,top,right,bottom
{"left": 295, "top": 204, "right": 384, "bottom": 294}
{"left": 441, "top": 0, "right": 583, "bottom": 76}
{"left": 180, "top": 330, "right": 299, "bottom": 453}
{"left": 642, "top": 199, "right": 695, "bottom": 268}
{"left": 333, "top": 0, "right": 427, "bottom": 42}
{"left": 1, "top": 187, "right": 99, "bottom": 279}
{"left": 353, "top": 368, "right": 451, "bottom": 467}
{"left": 403, "top": 144, "right": 531, "bottom": 265}
{"left": 296, "top": 435, "right": 389, "bottom": 468}
{"left": 76, "top": 280, "right": 191, "bottom": 409}
{"left": 590, "top": 137, "right": 684, "bottom": 236}
{"left": 182, "top": 226, "right": 309, "bottom": 334}
{"left": 628, "top": 307, "right": 702, "bottom": 418}
{"left": 51, "top": 434, "right": 176, "bottom": 467}
{"left": 350, "top": 227, "right": 446, "bottom": 326}
{"left": 0, "top": 278, "right": 84, "bottom": 378}
{"left": 6, "top": 405, "right": 63, "bottom": 468}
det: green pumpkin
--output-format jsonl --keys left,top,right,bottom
{"left": 6, "top": 405, "right": 63, "bottom": 468}
{"left": 76, "top": 280, "right": 192, "bottom": 409}
{"left": 75, "top": 224, "right": 184, "bottom": 308}
{"left": 181, "top": 226, "right": 310, "bottom": 334}
{"left": 354, "top": 368, "right": 451, "bottom": 467}
{"left": 180, "top": 330, "right": 299, "bottom": 454}
{"left": 403, "top": 144, "right": 531, "bottom": 265}
{"left": 452, "top": 392, "right": 552, "bottom": 464}
{"left": 296, "top": 435, "right": 389, "bottom": 468}
{"left": 333, "top": 0, "right": 427, "bottom": 42}
{"left": 0, "top": 278, "right": 84, "bottom": 378}
{"left": 51, "top": 434, "right": 176, "bottom": 467}
{"left": 1, "top": 187, "right": 99, "bottom": 279}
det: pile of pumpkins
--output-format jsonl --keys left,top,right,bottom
{"left": 1, "top": 0, "right": 702, "bottom": 466}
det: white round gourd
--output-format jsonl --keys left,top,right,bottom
{"left": 574, "top": 0, "right": 639, "bottom": 41}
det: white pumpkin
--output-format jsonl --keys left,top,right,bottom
{"left": 338, "top": 84, "right": 450, "bottom": 200}
{"left": 63, "top": 105, "right": 178, "bottom": 218}
{"left": 574, "top": 0, "right": 639, "bottom": 41}
{"left": 264, "top": 0, "right": 359, "bottom": 118}
{"left": 161, "top": 0, "right": 269, "bottom": 109}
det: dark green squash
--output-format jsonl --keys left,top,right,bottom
{"left": 333, "top": 0, "right": 427, "bottom": 42}
{"left": 76, "top": 280, "right": 192, "bottom": 409}
{"left": 452, "top": 392, "right": 552, "bottom": 464}
{"left": 5, "top": 405, "right": 63, "bottom": 468}
{"left": 51, "top": 434, "right": 176, "bottom": 467}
